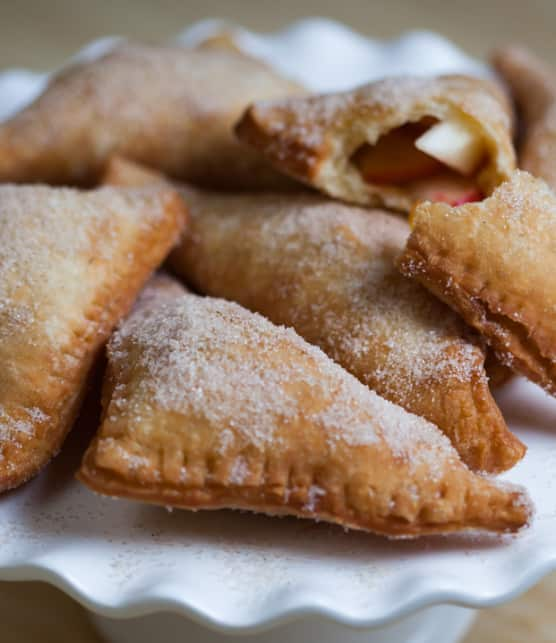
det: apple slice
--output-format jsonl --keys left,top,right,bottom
{"left": 414, "top": 119, "right": 484, "bottom": 176}
{"left": 352, "top": 122, "right": 442, "bottom": 185}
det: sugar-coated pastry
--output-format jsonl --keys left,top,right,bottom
{"left": 399, "top": 170, "right": 556, "bottom": 395}
{"left": 78, "top": 275, "right": 532, "bottom": 537}
{"left": 236, "top": 75, "right": 516, "bottom": 212}
{"left": 0, "top": 43, "right": 303, "bottom": 189}
{"left": 492, "top": 46, "right": 556, "bottom": 190}
{"left": 102, "top": 157, "right": 525, "bottom": 473}
{"left": 0, "top": 184, "right": 187, "bottom": 491}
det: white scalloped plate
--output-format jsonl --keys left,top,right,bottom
{"left": 0, "top": 19, "right": 555, "bottom": 635}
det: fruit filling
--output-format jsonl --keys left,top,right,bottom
{"left": 351, "top": 117, "right": 486, "bottom": 205}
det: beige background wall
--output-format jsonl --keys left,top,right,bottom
{"left": 1, "top": 0, "right": 555, "bottom": 69}
{"left": 0, "top": 1, "right": 554, "bottom": 641}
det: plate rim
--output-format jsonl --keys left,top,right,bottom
{"left": 1, "top": 551, "right": 555, "bottom": 633}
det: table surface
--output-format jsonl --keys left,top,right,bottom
{"left": 0, "top": 1, "right": 554, "bottom": 641}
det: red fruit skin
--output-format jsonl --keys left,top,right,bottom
{"left": 430, "top": 188, "right": 483, "bottom": 206}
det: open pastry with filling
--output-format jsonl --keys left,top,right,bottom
{"left": 0, "top": 43, "right": 303, "bottom": 189}
{"left": 492, "top": 46, "right": 556, "bottom": 190}
{"left": 102, "top": 156, "right": 525, "bottom": 473}
{"left": 78, "top": 274, "right": 531, "bottom": 537}
{"left": 399, "top": 170, "right": 556, "bottom": 395}
{"left": 0, "top": 183, "right": 186, "bottom": 491}
{"left": 236, "top": 75, "right": 516, "bottom": 211}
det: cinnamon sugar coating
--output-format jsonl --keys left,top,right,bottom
{"left": 102, "top": 157, "right": 525, "bottom": 473}
{"left": 236, "top": 75, "right": 515, "bottom": 211}
{"left": 399, "top": 170, "right": 556, "bottom": 395}
{"left": 0, "top": 43, "right": 303, "bottom": 189}
{"left": 79, "top": 275, "right": 532, "bottom": 537}
{"left": 0, "top": 184, "right": 187, "bottom": 491}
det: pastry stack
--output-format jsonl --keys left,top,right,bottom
{"left": 0, "top": 38, "right": 553, "bottom": 539}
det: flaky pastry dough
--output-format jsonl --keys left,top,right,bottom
{"left": 0, "top": 43, "right": 302, "bottom": 189}
{"left": 236, "top": 75, "right": 516, "bottom": 211}
{"left": 0, "top": 184, "right": 186, "bottom": 491}
{"left": 399, "top": 170, "right": 556, "bottom": 395}
{"left": 102, "top": 157, "right": 525, "bottom": 473}
{"left": 78, "top": 274, "right": 531, "bottom": 537}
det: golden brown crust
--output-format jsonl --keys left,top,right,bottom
{"left": 0, "top": 43, "right": 303, "bottom": 189}
{"left": 174, "top": 194, "right": 524, "bottom": 473}
{"left": 78, "top": 275, "right": 532, "bottom": 537}
{"left": 399, "top": 170, "right": 556, "bottom": 395}
{"left": 492, "top": 46, "right": 556, "bottom": 190}
{"left": 103, "top": 157, "right": 524, "bottom": 473}
{"left": 236, "top": 75, "right": 516, "bottom": 211}
{"left": 0, "top": 185, "right": 187, "bottom": 491}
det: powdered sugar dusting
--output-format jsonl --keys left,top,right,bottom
{"left": 50, "top": 43, "right": 300, "bottom": 124}
{"left": 302, "top": 485, "right": 326, "bottom": 512}
{"left": 0, "top": 43, "right": 302, "bottom": 185}
{"left": 251, "top": 92, "right": 356, "bottom": 153}
{"left": 244, "top": 74, "right": 510, "bottom": 160}
{"left": 229, "top": 457, "right": 250, "bottom": 485}
{"left": 181, "top": 190, "right": 482, "bottom": 403}
{"left": 0, "top": 184, "right": 176, "bottom": 448}
{"left": 418, "top": 170, "right": 556, "bottom": 321}
{"left": 405, "top": 170, "right": 556, "bottom": 397}
{"left": 108, "top": 282, "right": 458, "bottom": 474}
{"left": 0, "top": 405, "right": 50, "bottom": 469}
{"left": 0, "top": 406, "right": 49, "bottom": 446}
{"left": 0, "top": 184, "right": 170, "bottom": 334}
{"left": 488, "top": 170, "right": 556, "bottom": 234}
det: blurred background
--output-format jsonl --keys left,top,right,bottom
{"left": 1, "top": 0, "right": 556, "bottom": 68}
{"left": 0, "top": 1, "right": 554, "bottom": 642}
